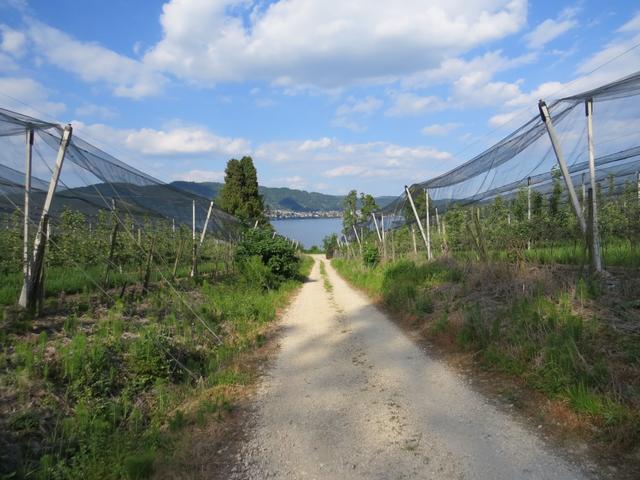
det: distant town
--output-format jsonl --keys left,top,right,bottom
{"left": 268, "top": 209, "right": 342, "bottom": 219}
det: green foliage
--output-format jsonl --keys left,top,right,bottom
{"left": 322, "top": 233, "right": 338, "bottom": 259}
{"left": 218, "top": 156, "right": 266, "bottom": 225}
{"left": 235, "top": 228, "right": 300, "bottom": 284}
{"left": 362, "top": 243, "right": 380, "bottom": 267}
{"left": 342, "top": 189, "right": 358, "bottom": 234}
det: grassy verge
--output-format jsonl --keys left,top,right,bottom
{"left": 0, "top": 255, "right": 311, "bottom": 479}
{"left": 332, "top": 256, "right": 640, "bottom": 454}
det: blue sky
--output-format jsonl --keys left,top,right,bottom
{"left": 0, "top": 0, "right": 639, "bottom": 196}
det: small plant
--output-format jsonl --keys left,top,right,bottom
{"left": 362, "top": 243, "right": 380, "bottom": 267}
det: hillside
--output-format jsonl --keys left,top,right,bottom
{"left": 170, "top": 181, "right": 396, "bottom": 212}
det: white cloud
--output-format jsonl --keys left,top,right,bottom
{"left": 27, "top": 20, "right": 165, "bottom": 98}
{"left": 173, "top": 169, "right": 225, "bottom": 182}
{"left": 422, "top": 122, "right": 460, "bottom": 136}
{"left": 75, "top": 103, "right": 117, "bottom": 120}
{"left": 386, "top": 92, "right": 445, "bottom": 117}
{"left": 333, "top": 96, "right": 382, "bottom": 131}
{"left": 0, "top": 25, "right": 26, "bottom": 57}
{"left": 298, "top": 137, "right": 333, "bottom": 151}
{"left": 402, "top": 50, "right": 536, "bottom": 89}
{"left": 125, "top": 126, "right": 250, "bottom": 156}
{"left": 0, "top": 76, "right": 65, "bottom": 117}
{"left": 145, "top": 0, "right": 526, "bottom": 88}
{"left": 524, "top": 6, "right": 579, "bottom": 50}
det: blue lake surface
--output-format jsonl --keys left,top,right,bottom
{"left": 271, "top": 217, "right": 342, "bottom": 249}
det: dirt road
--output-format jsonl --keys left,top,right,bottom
{"left": 230, "top": 256, "right": 589, "bottom": 479}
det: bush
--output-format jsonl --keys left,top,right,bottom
{"left": 235, "top": 229, "right": 299, "bottom": 283}
{"left": 362, "top": 243, "right": 380, "bottom": 267}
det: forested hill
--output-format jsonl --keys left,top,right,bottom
{"left": 170, "top": 181, "right": 395, "bottom": 212}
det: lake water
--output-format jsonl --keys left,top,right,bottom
{"left": 271, "top": 217, "right": 342, "bottom": 249}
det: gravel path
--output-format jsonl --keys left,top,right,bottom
{"left": 231, "top": 256, "right": 590, "bottom": 480}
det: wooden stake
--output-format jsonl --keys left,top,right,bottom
{"left": 103, "top": 199, "right": 119, "bottom": 287}
{"left": 585, "top": 98, "right": 602, "bottom": 272}
{"left": 411, "top": 225, "right": 417, "bottom": 257}
{"left": 539, "top": 100, "right": 587, "bottom": 234}
{"left": 190, "top": 200, "right": 197, "bottom": 278}
{"left": 21, "top": 128, "right": 34, "bottom": 304}
{"left": 20, "top": 125, "right": 72, "bottom": 309}
{"left": 425, "top": 189, "right": 432, "bottom": 260}
{"left": 405, "top": 186, "right": 429, "bottom": 252}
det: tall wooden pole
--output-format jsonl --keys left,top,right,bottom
{"left": 539, "top": 100, "right": 587, "bottom": 234}
{"left": 199, "top": 200, "right": 214, "bottom": 248}
{"left": 381, "top": 214, "right": 387, "bottom": 260}
{"left": 405, "top": 186, "right": 429, "bottom": 251}
{"left": 190, "top": 200, "right": 197, "bottom": 278}
{"left": 21, "top": 128, "right": 34, "bottom": 303}
{"left": 586, "top": 99, "right": 603, "bottom": 272}
{"left": 425, "top": 188, "right": 432, "bottom": 260}
{"left": 20, "top": 125, "right": 72, "bottom": 309}
{"left": 411, "top": 225, "right": 417, "bottom": 257}
{"left": 371, "top": 212, "right": 382, "bottom": 242}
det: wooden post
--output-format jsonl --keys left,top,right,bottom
{"left": 585, "top": 98, "right": 603, "bottom": 272}
{"left": 581, "top": 172, "right": 587, "bottom": 213}
{"left": 21, "top": 128, "right": 34, "bottom": 305}
{"left": 435, "top": 207, "right": 441, "bottom": 235}
{"left": 539, "top": 100, "right": 587, "bottom": 234}
{"left": 390, "top": 228, "right": 396, "bottom": 261}
{"left": 172, "top": 237, "right": 185, "bottom": 280}
{"left": 104, "top": 199, "right": 119, "bottom": 287}
{"left": 411, "top": 225, "right": 417, "bottom": 257}
{"left": 442, "top": 221, "right": 448, "bottom": 253}
{"left": 352, "top": 224, "right": 362, "bottom": 257}
{"left": 20, "top": 125, "right": 72, "bottom": 309}
{"left": 143, "top": 236, "right": 155, "bottom": 292}
{"left": 405, "top": 185, "right": 429, "bottom": 251}
{"left": 425, "top": 189, "right": 432, "bottom": 260}
{"left": 172, "top": 217, "right": 175, "bottom": 234}
{"left": 190, "top": 200, "right": 197, "bottom": 278}
{"left": 381, "top": 214, "right": 387, "bottom": 260}
{"left": 199, "top": 200, "right": 214, "bottom": 248}
{"left": 371, "top": 212, "right": 382, "bottom": 242}
{"left": 37, "top": 221, "right": 51, "bottom": 316}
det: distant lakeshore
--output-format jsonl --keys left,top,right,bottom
{"left": 268, "top": 209, "right": 341, "bottom": 220}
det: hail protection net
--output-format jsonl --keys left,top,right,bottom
{"left": 384, "top": 71, "right": 640, "bottom": 217}
{"left": 0, "top": 107, "right": 241, "bottom": 241}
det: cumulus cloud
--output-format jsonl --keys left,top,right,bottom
{"left": 125, "top": 126, "right": 250, "bottom": 156}
{"left": 422, "top": 123, "right": 460, "bottom": 136}
{"left": 0, "top": 76, "right": 65, "bottom": 116}
{"left": 0, "top": 25, "right": 26, "bottom": 57}
{"left": 386, "top": 92, "right": 445, "bottom": 117}
{"left": 145, "top": 0, "right": 526, "bottom": 88}
{"left": 26, "top": 20, "right": 166, "bottom": 98}
{"left": 332, "top": 96, "right": 382, "bottom": 131}
{"left": 524, "top": 6, "right": 579, "bottom": 50}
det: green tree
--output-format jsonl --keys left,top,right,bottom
{"left": 218, "top": 156, "right": 266, "bottom": 225}
{"left": 359, "top": 193, "right": 379, "bottom": 221}
{"left": 342, "top": 190, "right": 358, "bottom": 235}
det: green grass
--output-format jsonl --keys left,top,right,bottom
{"left": 1, "top": 255, "right": 310, "bottom": 479}
{"left": 332, "top": 255, "right": 640, "bottom": 449}
{"left": 319, "top": 261, "right": 332, "bottom": 292}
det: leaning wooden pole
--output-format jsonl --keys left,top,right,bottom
{"left": 538, "top": 100, "right": 587, "bottom": 235}
{"left": 199, "top": 200, "right": 214, "bottom": 248}
{"left": 371, "top": 212, "right": 382, "bottom": 243}
{"left": 585, "top": 98, "right": 603, "bottom": 272}
{"left": 405, "top": 185, "right": 429, "bottom": 251}
{"left": 20, "top": 125, "right": 72, "bottom": 309}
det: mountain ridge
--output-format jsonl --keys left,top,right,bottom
{"left": 170, "top": 181, "right": 396, "bottom": 213}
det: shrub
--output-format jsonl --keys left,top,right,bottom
{"left": 235, "top": 229, "right": 299, "bottom": 283}
{"left": 362, "top": 243, "right": 380, "bottom": 267}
